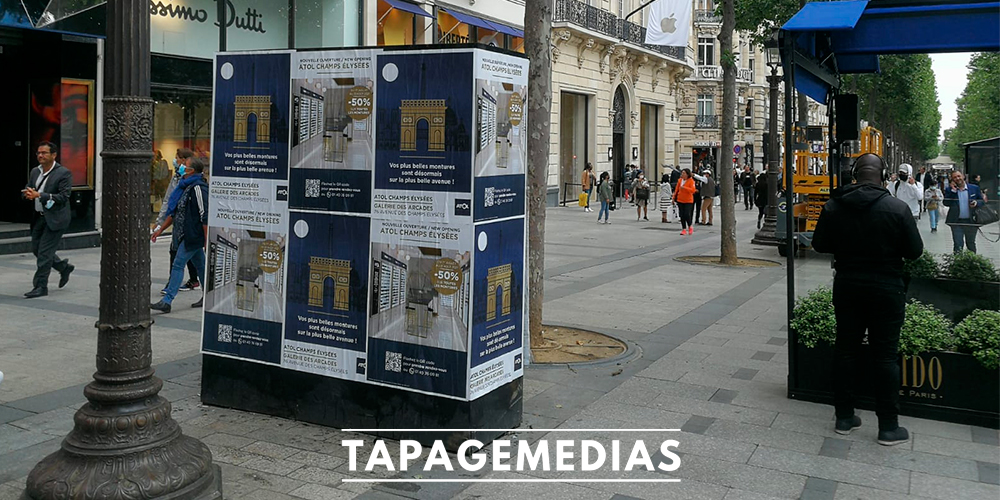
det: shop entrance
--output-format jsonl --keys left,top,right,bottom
{"left": 0, "top": 28, "right": 98, "bottom": 233}
{"left": 691, "top": 147, "right": 719, "bottom": 175}
{"left": 611, "top": 86, "right": 627, "bottom": 198}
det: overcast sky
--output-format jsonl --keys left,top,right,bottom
{"left": 930, "top": 53, "right": 973, "bottom": 142}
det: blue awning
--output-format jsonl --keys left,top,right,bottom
{"left": 783, "top": 0, "right": 868, "bottom": 31}
{"left": 490, "top": 23, "right": 524, "bottom": 38}
{"left": 443, "top": 8, "right": 498, "bottom": 32}
{"left": 384, "top": 0, "right": 431, "bottom": 18}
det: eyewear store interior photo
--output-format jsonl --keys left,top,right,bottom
{"left": 204, "top": 228, "right": 287, "bottom": 323}
{"left": 290, "top": 77, "right": 375, "bottom": 170}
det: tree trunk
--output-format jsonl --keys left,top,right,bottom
{"left": 524, "top": 0, "right": 552, "bottom": 349}
{"left": 718, "top": 0, "right": 738, "bottom": 265}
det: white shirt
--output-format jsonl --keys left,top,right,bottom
{"left": 890, "top": 178, "right": 924, "bottom": 217}
{"left": 33, "top": 165, "right": 54, "bottom": 213}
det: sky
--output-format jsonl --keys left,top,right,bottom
{"left": 930, "top": 53, "right": 973, "bottom": 142}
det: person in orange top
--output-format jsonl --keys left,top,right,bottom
{"left": 674, "top": 168, "right": 698, "bottom": 235}
{"left": 581, "top": 163, "right": 596, "bottom": 212}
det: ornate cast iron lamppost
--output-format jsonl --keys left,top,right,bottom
{"left": 23, "top": 1, "right": 221, "bottom": 498}
{"left": 752, "top": 29, "right": 782, "bottom": 246}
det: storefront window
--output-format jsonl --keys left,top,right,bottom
{"left": 559, "top": 92, "right": 589, "bottom": 201}
{"left": 477, "top": 26, "right": 501, "bottom": 47}
{"left": 376, "top": 0, "right": 416, "bottom": 46}
{"left": 640, "top": 103, "right": 659, "bottom": 176}
{"left": 225, "top": 0, "right": 290, "bottom": 51}
{"left": 437, "top": 11, "right": 471, "bottom": 44}
{"left": 296, "top": 0, "right": 361, "bottom": 48}
{"left": 151, "top": 88, "right": 212, "bottom": 222}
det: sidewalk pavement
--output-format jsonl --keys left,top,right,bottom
{"left": 0, "top": 204, "right": 997, "bottom": 500}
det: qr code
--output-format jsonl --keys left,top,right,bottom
{"left": 217, "top": 324, "right": 233, "bottom": 343}
{"left": 484, "top": 187, "right": 495, "bottom": 207}
{"left": 385, "top": 351, "right": 402, "bottom": 373}
{"left": 305, "top": 179, "right": 321, "bottom": 198}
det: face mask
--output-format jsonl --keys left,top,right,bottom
{"left": 173, "top": 158, "right": 180, "bottom": 169}
{"left": 177, "top": 165, "right": 187, "bottom": 177}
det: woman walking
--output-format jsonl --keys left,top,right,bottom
{"left": 597, "top": 171, "right": 613, "bottom": 224}
{"left": 674, "top": 169, "right": 698, "bottom": 235}
{"left": 659, "top": 170, "right": 674, "bottom": 223}
{"left": 925, "top": 179, "right": 943, "bottom": 233}
{"left": 632, "top": 170, "right": 651, "bottom": 221}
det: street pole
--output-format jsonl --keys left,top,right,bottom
{"left": 23, "top": 1, "right": 221, "bottom": 498}
{"left": 752, "top": 66, "right": 781, "bottom": 246}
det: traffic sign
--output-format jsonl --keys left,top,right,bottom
{"left": 734, "top": 145, "right": 742, "bottom": 154}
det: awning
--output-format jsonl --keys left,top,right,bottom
{"left": 442, "top": 8, "right": 498, "bottom": 32}
{"left": 490, "top": 23, "right": 524, "bottom": 38}
{"left": 783, "top": 0, "right": 868, "bottom": 31}
{"left": 384, "top": 0, "right": 432, "bottom": 18}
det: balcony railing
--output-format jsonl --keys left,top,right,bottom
{"left": 553, "top": 0, "right": 686, "bottom": 61}
{"left": 695, "top": 115, "right": 720, "bottom": 129}
{"left": 695, "top": 10, "right": 720, "bottom": 23}
{"left": 696, "top": 65, "right": 722, "bottom": 79}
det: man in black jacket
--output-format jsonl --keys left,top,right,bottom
{"left": 812, "top": 153, "right": 923, "bottom": 446}
{"left": 740, "top": 166, "right": 755, "bottom": 210}
{"left": 21, "top": 141, "right": 74, "bottom": 298}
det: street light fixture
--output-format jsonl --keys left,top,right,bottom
{"left": 753, "top": 27, "right": 782, "bottom": 246}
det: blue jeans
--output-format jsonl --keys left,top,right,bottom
{"left": 927, "top": 208, "right": 939, "bottom": 229}
{"left": 950, "top": 220, "right": 978, "bottom": 253}
{"left": 164, "top": 240, "right": 206, "bottom": 304}
{"left": 598, "top": 200, "right": 609, "bottom": 221}
{"left": 584, "top": 188, "right": 593, "bottom": 207}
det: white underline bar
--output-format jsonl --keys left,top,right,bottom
{"left": 342, "top": 479, "right": 681, "bottom": 483}
{"left": 342, "top": 429, "right": 682, "bottom": 432}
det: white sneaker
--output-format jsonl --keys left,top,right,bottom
{"left": 597, "top": 219, "right": 604, "bottom": 224}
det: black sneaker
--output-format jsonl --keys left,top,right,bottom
{"left": 877, "top": 427, "right": 910, "bottom": 446}
{"left": 179, "top": 280, "right": 200, "bottom": 292}
{"left": 192, "top": 298, "right": 203, "bottom": 308}
{"left": 835, "top": 415, "right": 862, "bottom": 435}
{"left": 150, "top": 300, "right": 171, "bottom": 313}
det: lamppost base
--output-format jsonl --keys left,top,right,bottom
{"left": 752, "top": 218, "right": 781, "bottom": 246}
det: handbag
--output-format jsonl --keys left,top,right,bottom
{"left": 972, "top": 202, "right": 999, "bottom": 226}
{"left": 578, "top": 192, "right": 587, "bottom": 207}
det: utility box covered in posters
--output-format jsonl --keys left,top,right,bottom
{"left": 199, "top": 45, "right": 528, "bottom": 443}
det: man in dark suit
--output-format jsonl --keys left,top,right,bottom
{"left": 943, "top": 170, "right": 985, "bottom": 253}
{"left": 21, "top": 141, "right": 74, "bottom": 298}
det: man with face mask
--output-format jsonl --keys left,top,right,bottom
{"left": 154, "top": 148, "right": 201, "bottom": 295}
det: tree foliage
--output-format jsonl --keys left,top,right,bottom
{"left": 732, "top": 0, "right": 801, "bottom": 48}
{"left": 854, "top": 55, "right": 941, "bottom": 161}
{"left": 943, "top": 53, "right": 1000, "bottom": 164}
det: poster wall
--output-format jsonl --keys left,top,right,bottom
{"left": 203, "top": 46, "right": 527, "bottom": 401}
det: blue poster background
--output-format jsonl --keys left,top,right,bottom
{"left": 367, "top": 339, "right": 467, "bottom": 398}
{"left": 473, "top": 174, "right": 526, "bottom": 222}
{"left": 285, "top": 212, "right": 370, "bottom": 351}
{"left": 202, "top": 312, "right": 283, "bottom": 364}
{"left": 289, "top": 169, "right": 372, "bottom": 213}
{"left": 211, "top": 53, "right": 291, "bottom": 180}
{"left": 471, "top": 218, "right": 524, "bottom": 367}
{"left": 374, "top": 52, "right": 474, "bottom": 193}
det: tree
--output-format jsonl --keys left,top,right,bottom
{"left": 718, "top": 0, "right": 738, "bottom": 264}
{"left": 855, "top": 55, "right": 941, "bottom": 162}
{"left": 944, "top": 53, "right": 1000, "bottom": 165}
{"left": 524, "top": 0, "right": 552, "bottom": 349}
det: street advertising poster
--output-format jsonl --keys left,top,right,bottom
{"left": 211, "top": 52, "right": 291, "bottom": 180}
{"left": 472, "top": 51, "right": 528, "bottom": 223}
{"left": 204, "top": 46, "right": 529, "bottom": 402}
{"left": 373, "top": 50, "right": 475, "bottom": 223}
{"left": 288, "top": 50, "right": 378, "bottom": 214}
{"left": 366, "top": 218, "right": 472, "bottom": 399}
{"left": 469, "top": 218, "right": 525, "bottom": 399}
{"left": 282, "top": 211, "right": 370, "bottom": 380}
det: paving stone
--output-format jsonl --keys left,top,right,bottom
{"left": 287, "top": 450, "right": 348, "bottom": 471}
{"left": 243, "top": 490, "right": 301, "bottom": 500}
{"left": 201, "top": 432, "right": 255, "bottom": 450}
{"left": 206, "top": 443, "right": 256, "bottom": 466}
{"left": 0, "top": 484, "right": 22, "bottom": 500}
{"left": 682, "top": 415, "right": 717, "bottom": 435}
{"left": 721, "top": 489, "right": 788, "bottom": 500}
{"left": 747, "top": 445, "right": 910, "bottom": 493}
{"left": 242, "top": 454, "right": 306, "bottom": 476}
{"left": 670, "top": 454, "right": 807, "bottom": 498}
{"left": 0, "top": 406, "right": 33, "bottom": 425}
{"left": 578, "top": 399, "right": 690, "bottom": 428}
{"left": 804, "top": 476, "right": 838, "bottom": 493}
{"left": 846, "top": 439, "right": 979, "bottom": 481}
{"left": 750, "top": 351, "right": 775, "bottom": 361}
{"left": 455, "top": 472, "right": 611, "bottom": 500}
{"left": 703, "top": 419, "right": 824, "bottom": 455}
{"left": 832, "top": 483, "right": 932, "bottom": 500}
{"left": 913, "top": 433, "right": 1000, "bottom": 463}
{"left": 770, "top": 412, "right": 903, "bottom": 447}
{"left": 709, "top": 389, "right": 739, "bottom": 405}
{"left": 243, "top": 440, "right": 303, "bottom": 460}
{"left": 895, "top": 415, "right": 973, "bottom": 442}
{"left": 287, "top": 466, "right": 351, "bottom": 487}
{"left": 731, "top": 368, "right": 758, "bottom": 381}
{"left": 6, "top": 406, "right": 76, "bottom": 436}
{"left": 818, "top": 438, "right": 851, "bottom": 460}
{"left": 909, "top": 471, "right": 1000, "bottom": 500}
{"left": 289, "top": 483, "right": 356, "bottom": 500}
{"left": 766, "top": 337, "right": 787, "bottom": 346}
{"left": 578, "top": 471, "right": 729, "bottom": 500}
{"left": 979, "top": 460, "right": 1000, "bottom": 485}
{"left": 651, "top": 395, "right": 778, "bottom": 427}
{"left": 972, "top": 426, "right": 1000, "bottom": 446}
{"left": 0, "top": 424, "right": 51, "bottom": 455}
{"left": 609, "top": 376, "right": 719, "bottom": 406}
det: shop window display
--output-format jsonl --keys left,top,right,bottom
{"left": 151, "top": 89, "right": 212, "bottom": 221}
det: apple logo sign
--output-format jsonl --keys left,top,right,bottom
{"left": 661, "top": 13, "right": 678, "bottom": 34}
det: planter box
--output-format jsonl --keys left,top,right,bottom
{"left": 788, "top": 340, "right": 999, "bottom": 429}
{"left": 906, "top": 277, "right": 1000, "bottom": 323}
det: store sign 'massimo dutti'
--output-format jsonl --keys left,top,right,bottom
{"left": 151, "top": 0, "right": 267, "bottom": 34}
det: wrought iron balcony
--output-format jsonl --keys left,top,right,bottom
{"left": 695, "top": 10, "right": 720, "bottom": 23}
{"left": 553, "top": 0, "right": 686, "bottom": 61}
{"left": 695, "top": 115, "right": 720, "bottom": 129}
